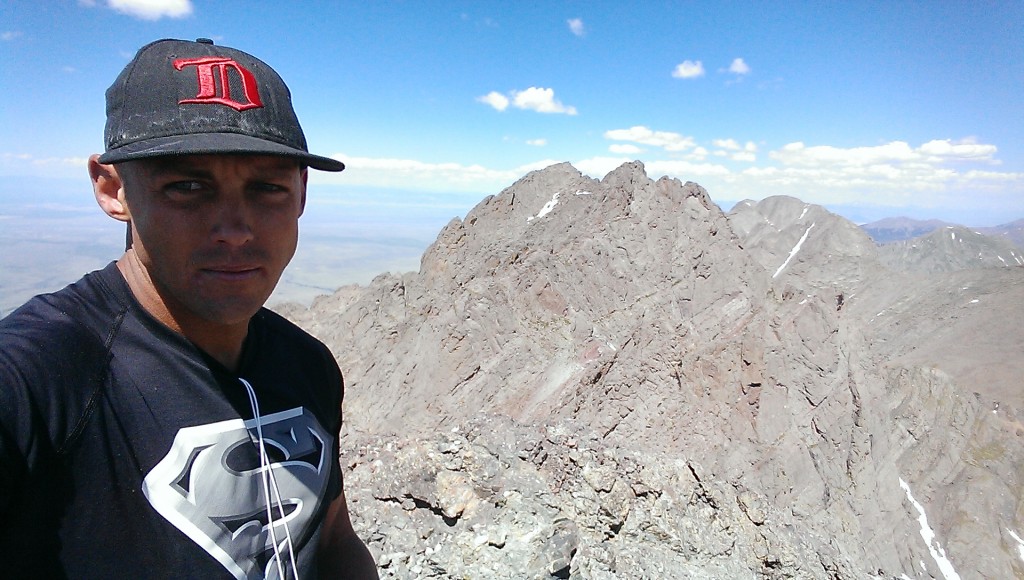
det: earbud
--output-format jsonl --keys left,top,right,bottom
{"left": 241, "top": 378, "right": 300, "bottom": 579}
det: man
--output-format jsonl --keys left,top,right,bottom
{"left": 0, "top": 39, "right": 378, "bottom": 579}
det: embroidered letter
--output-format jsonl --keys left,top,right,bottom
{"left": 174, "top": 57, "right": 264, "bottom": 112}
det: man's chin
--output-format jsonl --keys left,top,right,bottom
{"left": 185, "top": 292, "right": 271, "bottom": 327}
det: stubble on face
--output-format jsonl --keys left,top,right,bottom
{"left": 115, "top": 155, "right": 306, "bottom": 337}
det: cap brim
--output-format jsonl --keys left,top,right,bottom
{"left": 97, "top": 132, "right": 345, "bottom": 172}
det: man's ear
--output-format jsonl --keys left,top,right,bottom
{"left": 89, "top": 154, "right": 130, "bottom": 223}
{"left": 298, "top": 167, "right": 308, "bottom": 217}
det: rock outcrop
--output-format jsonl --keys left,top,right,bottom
{"left": 286, "top": 162, "right": 1024, "bottom": 579}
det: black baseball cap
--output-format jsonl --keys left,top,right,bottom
{"left": 98, "top": 38, "right": 344, "bottom": 172}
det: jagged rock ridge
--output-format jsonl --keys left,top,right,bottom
{"left": 285, "top": 162, "right": 1024, "bottom": 579}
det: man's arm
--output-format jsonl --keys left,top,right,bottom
{"left": 317, "top": 482, "right": 378, "bottom": 579}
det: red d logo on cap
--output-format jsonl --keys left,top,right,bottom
{"left": 173, "top": 56, "right": 264, "bottom": 112}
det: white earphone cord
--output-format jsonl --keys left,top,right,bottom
{"left": 240, "top": 378, "right": 300, "bottom": 580}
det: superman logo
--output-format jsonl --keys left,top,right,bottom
{"left": 143, "top": 407, "right": 332, "bottom": 579}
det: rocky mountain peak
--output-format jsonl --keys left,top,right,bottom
{"left": 727, "top": 194, "right": 881, "bottom": 292}
{"left": 285, "top": 162, "right": 1024, "bottom": 579}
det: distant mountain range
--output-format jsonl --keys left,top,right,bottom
{"left": 861, "top": 216, "right": 1024, "bottom": 248}
{"left": 875, "top": 225, "right": 1024, "bottom": 273}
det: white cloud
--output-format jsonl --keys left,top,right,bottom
{"left": 312, "top": 154, "right": 522, "bottom": 192}
{"left": 962, "top": 169, "right": 1023, "bottom": 182}
{"left": 0, "top": 153, "right": 89, "bottom": 179}
{"left": 312, "top": 153, "right": 736, "bottom": 197}
{"left": 728, "top": 58, "right": 751, "bottom": 75}
{"left": 306, "top": 135, "right": 1020, "bottom": 220}
{"left": 700, "top": 138, "right": 1021, "bottom": 212}
{"left": 2, "top": 31, "right": 23, "bottom": 41}
{"left": 609, "top": 144, "right": 643, "bottom": 155}
{"left": 526, "top": 139, "right": 548, "bottom": 147}
{"left": 711, "top": 139, "right": 757, "bottom": 161}
{"left": 770, "top": 139, "right": 1000, "bottom": 169}
{"left": 515, "top": 158, "right": 566, "bottom": 173}
{"left": 573, "top": 156, "right": 632, "bottom": 178}
{"left": 1, "top": 152, "right": 88, "bottom": 167}
{"left": 578, "top": 136, "right": 1019, "bottom": 217}
{"left": 771, "top": 141, "right": 919, "bottom": 167}
{"left": 604, "top": 126, "right": 695, "bottom": 152}
{"left": 478, "top": 88, "right": 576, "bottom": 115}
{"left": 647, "top": 159, "right": 731, "bottom": 177}
{"left": 919, "top": 138, "right": 998, "bottom": 162}
{"left": 479, "top": 87, "right": 578, "bottom": 115}
{"left": 672, "top": 60, "right": 705, "bottom": 79}
{"left": 477, "top": 91, "right": 510, "bottom": 111}
{"left": 106, "top": 0, "right": 193, "bottom": 20}
{"left": 573, "top": 156, "right": 729, "bottom": 181}
{"left": 511, "top": 87, "right": 578, "bottom": 115}
{"left": 568, "top": 18, "right": 585, "bottom": 37}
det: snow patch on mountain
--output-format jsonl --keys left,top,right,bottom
{"left": 528, "top": 191, "right": 561, "bottom": 222}
{"left": 773, "top": 223, "right": 815, "bottom": 278}
{"left": 900, "top": 477, "right": 961, "bottom": 580}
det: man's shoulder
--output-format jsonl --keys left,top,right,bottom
{"left": 0, "top": 266, "right": 124, "bottom": 434}
{"left": 0, "top": 263, "right": 126, "bottom": 350}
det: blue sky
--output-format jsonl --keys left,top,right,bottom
{"left": 2, "top": 0, "right": 1023, "bottom": 226}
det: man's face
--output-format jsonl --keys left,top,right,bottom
{"left": 117, "top": 155, "right": 307, "bottom": 327}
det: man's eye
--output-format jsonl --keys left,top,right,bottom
{"left": 252, "top": 183, "right": 294, "bottom": 200}
{"left": 167, "top": 181, "right": 204, "bottom": 193}
{"left": 253, "top": 182, "right": 286, "bottom": 193}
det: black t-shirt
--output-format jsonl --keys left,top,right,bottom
{"left": 0, "top": 262, "right": 343, "bottom": 579}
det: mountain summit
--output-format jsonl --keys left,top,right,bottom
{"left": 287, "top": 162, "right": 1023, "bottom": 579}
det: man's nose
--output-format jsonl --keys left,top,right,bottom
{"left": 212, "top": 199, "right": 255, "bottom": 246}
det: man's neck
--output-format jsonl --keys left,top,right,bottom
{"left": 116, "top": 252, "right": 249, "bottom": 371}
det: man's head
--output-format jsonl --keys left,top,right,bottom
{"left": 89, "top": 39, "right": 342, "bottom": 332}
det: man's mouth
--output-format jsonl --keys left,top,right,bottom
{"left": 201, "top": 265, "right": 262, "bottom": 280}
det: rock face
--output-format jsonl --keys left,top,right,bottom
{"left": 286, "top": 162, "right": 1024, "bottom": 579}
